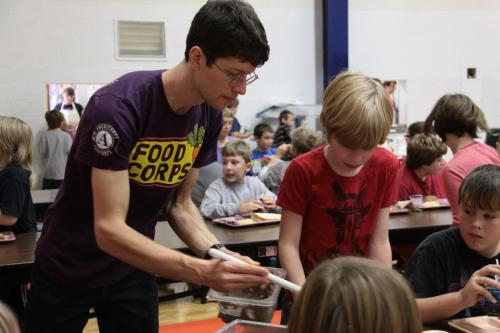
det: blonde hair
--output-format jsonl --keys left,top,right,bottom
{"left": 320, "top": 71, "right": 393, "bottom": 149}
{"left": 0, "top": 301, "right": 20, "bottom": 333}
{"left": 291, "top": 127, "right": 323, "bottom": 155}
{"left": 223, "top": 108, "right": 234, "bottom": 119}
{"left": 0, "top": 116, "right": 33, "bottom": 178}
{"left": 288, "top": 257, "right": 422, "bottom": 333}
{"left": 221, "top": 140, "right": 251, "bottom": 163}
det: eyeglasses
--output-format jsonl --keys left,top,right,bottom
{"left": 213, "top": 63, "right": 258, "bottom": 87}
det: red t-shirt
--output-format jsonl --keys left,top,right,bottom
{"left": 277, "top": 146, "right": 399, "bottom": 275}
{"left": 443, "top": 141, "right": 500, "bottom": 226}
{"left": 396, "top": 162, "right": 446, "bottom": 201}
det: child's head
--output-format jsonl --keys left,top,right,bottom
{"left": 184, "top": 0, "right": 269, "bottom": 68}
{"left": 45, "top": 110, "right": 65, "bottom": 130}
{"left": 0, "top": 116, "right": 33, "bottom": 175}
{"left": 288, "top": 257, "right": 422, "bottom": 333}
{"left": 405, "top": 121, "right": 425, "bottom": 144}
{"left": 221, "top": 140, "right": 251, "bottom": 183}
{"left": 458, "top": 164, "right": 500, "bottom": 257}
{"left": 320, "top": 71, "right": 393, "bottom": 150}
{"left": 291, "top": 127, "right": 323, "bottom": 156}
{"left": 227, "top": 98, "right": 239, "bottom": 115}
{"left": 253, "top": 123, "right": 274, "bottom": 151}
{"left": 62, "top": 87, "right": 76, "bottom": 104}
{"left": 279, "top": 110, "right": 295, "bottom": 127}
{"left": 0, "top": 301, "right": 20, "bottom": 333}
{"left": 220, "top": 108, "right": 234, "bottom": 139}
{"left": 405, "top": 134, "right": 447, "bottom": 174}
{"left": 424, "top": 94, "right": 488, "bottom": 142}
{"left": 383, "top": 80, "right": 397, "bottom": 94}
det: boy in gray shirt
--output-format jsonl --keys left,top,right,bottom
{"left": 200, "top": 140, "right": 276, "bottom": 219}
{"left": 37, "top": 110, "right": 72, "bottom": 189}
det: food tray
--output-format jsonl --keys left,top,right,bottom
{"left": 0, "top": 231, "right": 16, "bottom": 243}
{"left": 389, "top": 206, "right": 410, "bottom": 215}
{"left": 448, "top": 316, "right": 500, "bottom": 333}
{"left": 390, "top": 198, "right": 450, "bottom": 215}
{"left": 415, "top": 198, "right": 451, "bottom": 210}
{"left": 212, "top": 213, "right": 281, "bottom": 228}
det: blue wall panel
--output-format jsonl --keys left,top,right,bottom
{"left": 323, "top": 0, "right": 348, "bottom": 87}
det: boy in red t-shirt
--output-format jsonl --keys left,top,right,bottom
{"left": 396, "top": 133, "right": 447, "bottom": 202}
{"left": 278, "top": 71, "right": 399, "bottom": 323}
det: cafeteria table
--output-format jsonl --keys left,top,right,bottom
{"left": 0, "top": 209, "right": 452, "bottom": 286}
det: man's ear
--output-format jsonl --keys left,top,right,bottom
{"left": 188, "top": 46, "right": 205, "bottom": 71}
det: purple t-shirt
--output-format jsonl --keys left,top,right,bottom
{"left": 35, "top": 70, "right": 222, "bottom": 287}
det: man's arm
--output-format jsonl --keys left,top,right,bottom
{"left": 168, "top": 168, "right": 221, "bottom": 257}
{"left": 169, "top": 168, "right": 264, "bottom": 265}
{"left": 368, "top": 207, "right": 392, "bottom": 267}
{"left": 92, "top": 167, "right": 269, "bottom": 292}
{"left": 278, "top": 209, "right": 306, "bottom": 286}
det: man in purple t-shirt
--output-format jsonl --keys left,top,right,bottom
{"left": 23, "top": 1, "right": 270, "bottom": 332}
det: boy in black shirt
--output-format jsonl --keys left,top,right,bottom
{"left": 405, "top": 164, "right": 500, "bottom": 323}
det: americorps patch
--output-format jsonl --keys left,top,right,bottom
{"left": 92, "top": 123, "right": 119, "bottom": 157}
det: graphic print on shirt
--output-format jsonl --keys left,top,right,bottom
{"left": 128, "top": 125, "right": 206, "bottom": 188}
{"left": 92, "top": 123, "right": 120, "bottom": 157}
{"left": 325, "top": 181, "right": 371, "bottom": 256}
{"left": 187, "top": 124, "right": 205, "bottom": 161}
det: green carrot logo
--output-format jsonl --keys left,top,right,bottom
{"left": 187, "top": 124, "right": 205, "bottom": 161}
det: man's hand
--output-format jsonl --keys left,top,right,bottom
{"left": 201, "top": 259, "right": 269, "bottom": 292}
{"left": 219, "top": 247, "right": 261, "bottom": 265}
{"left": 459, "top": 264, "right": 500, "bottom": 307}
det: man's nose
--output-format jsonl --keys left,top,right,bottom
{"left": 233, "top": 82, "right": 247, "bottom": 96}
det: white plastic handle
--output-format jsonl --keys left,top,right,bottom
{"left": 208, "top": 248, "right": 302, "bottom": 294}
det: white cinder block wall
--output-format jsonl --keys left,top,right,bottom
{"left": 350, "top": 0, "right": 500, "bottom": 128}
{"left": 0, "top": 0, "right": 321, "bottom": 133}
{"left": 2, "top": 0, "right": 500, "bottom": 185}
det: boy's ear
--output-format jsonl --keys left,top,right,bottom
{"left": 245, "top": 162, "right": 252, "bottom": 172}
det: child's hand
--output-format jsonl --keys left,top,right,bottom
{"left": 261, "top": 156, "right": 272, "bottom": 166}
{"left": 239, "top": 200, "right": 264, "bottom": 214}
{"left": 459, "top": 264, "right": 500, "bottom": 307}
{"left": 276, "top": 144, "right": 291, "bottom": 158}
{"left": 260, "top": 196, "right": 277, "bottom": 209}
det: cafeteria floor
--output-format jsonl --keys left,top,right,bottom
{"left": 82, "top": 282, "right": 219, "bottom": 333}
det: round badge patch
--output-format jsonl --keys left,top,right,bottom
{"left": 92, "top": 123, "right": 119, "bottom": 157}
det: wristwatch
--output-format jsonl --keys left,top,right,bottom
{"left": 205, "top": 243, "right": 225, "bottom": 259}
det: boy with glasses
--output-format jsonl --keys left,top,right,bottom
{"left": 24, "top": 1, "right": 270, "bottom": 332}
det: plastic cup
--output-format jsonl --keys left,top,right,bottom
{"left": 409, "top": 194, "right": 423, "bottom": 206}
